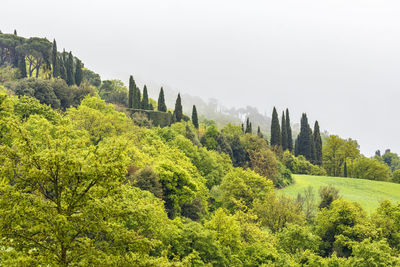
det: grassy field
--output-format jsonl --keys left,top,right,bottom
{"left": 278, "top": 174, "right": 400, "bottom": 213}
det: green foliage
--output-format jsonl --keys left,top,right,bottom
{"left": 313, "top": 121, "right": 322, "bottom": 165}
{"left": 282, "top": 151, "right": 327, "bottom": 176}
{"left": 98, "top": 79, "right": 128, "bottom": 106}
{"left": 82, "top": 68, "right": 101, "bottom": 87}
{"left": 220, "top": 168, "right": 274, "bottom": 211}
{"left": 295, "top": 113, "right": 314, "bottom": 162}
{"left": 392, "top": 169, "right": 400, "bottom": 183}
{"left": 318, "top": 185, "right": 340, "bottom": 209}
{"left": 130, "top": 109, "right": 172, "bottom": 127}
{"left": 351, "top": 156, "right": 391, "bottom": 181}
{"left": 281, "top": 110, "right": 288, "bottom": 150}
{"left": 66, "top": 51, "right": 74, "bottom": 85}
{"left": 74, "top": 58, "right": 83, "bottom": 86}
{"left": 0, "top": 66, "right": 20, "bottom": 83}
{"left": 286, "top": 108, "right": 293, "bottom": 151}
{"left": 278, "top": 224, "right": 321, "bottom": 254}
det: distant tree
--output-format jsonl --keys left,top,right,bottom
{"left": 245, "top": 118, "right": 252, "bottom": 134}
{"left": 281, "top": 111, "right": 288, "bottom": 150}
{"left": 98, "top": 80, "right": 128, "bottom": 106}
{"left": 157, "top": 87, "right": 167, "bottom": 112}
{"left": 375, "top": 150, "right": 381, "bottom": 157}
{"left": 13, "top": 29, "right": 17, "bottom": 35}
{"left": 141, "top": 85, "right": 149, "bottom": 110}
{"left": 74, "top": 59, "right": 83, "bottom": 86}
{"left": 174, "top": 93, "right": 183, "bottom": 122}
{"left": 66, "top": 51, "right": 74, "bottom": 85}
{"left": 59, "top": 55, "right": 66, "bottom": 81}
{"left": 230, "top": 135, "right": 247, "bottom": 167}
{"left": 52, "top": 39, "right": 59, "bottom": 77}
{"left": 270, "top": 107, "right": 281, "bottom": 147}
{"left": 286, "top": 109, "right": 293, "bottom": 151}
{"left": 192, "top": 105, "right": 199, "bottom": 129}
{"left": 313, "top": 121, "right": 323, "bottom": 165}
{"left": 257, "top": 126, "right": 263, "bottom": 138}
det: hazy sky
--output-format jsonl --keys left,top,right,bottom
{"left": 2, "top": 0, "right": 400, "bottom": 155}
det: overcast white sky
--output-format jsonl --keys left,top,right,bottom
{"left": 2, "top": 0, "right": 400, "bottom": 155}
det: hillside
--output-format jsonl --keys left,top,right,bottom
{"left": 279, "top": 174, "right": 400, "bottom": 213}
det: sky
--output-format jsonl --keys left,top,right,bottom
{"left": 2, "top": 0, "right": 400, "bottom": 155}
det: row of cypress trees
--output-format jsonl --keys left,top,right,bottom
{"left": 51, "top": 40, "right": 83, "bottom": 86}
{"left": 127, "top": 75, "right": 199, "bottom": 128}
{"left": 270, "top": 107, "right": 293, "bottom": 151}
{"left": 294, "top": 114, "right": 322, "bottom": 165}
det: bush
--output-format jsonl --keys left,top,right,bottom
{"left": 392, "top": 169, "right": 400, "bottom": 183}
{"left": 130, "top": 109, "right": 172, "bottom": 127}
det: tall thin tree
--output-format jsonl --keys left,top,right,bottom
{"left": 270, "top": 107, "right": 281, "bottom": 146}
{"left": 141, "top": 85, "right": 149, "bottom": 110}
{"left": 296, "top": 113, "right": 313, "bottom": 161}
{"left": 52, "top": 39, "right": 59, "bottom": 78}
{"left": 286, "top": 108, "right": 293, "bottom": 151}
{"left": 74, "top": 59, "right": 83, "bottom": 86}
{"left": 157, "top": 87, "right": 167, "bottom": 112}
{"left": 281, "top": 111, "right": 288, "bottom": 150}
{"left": 174, "top": 93, "right": 183, "bottom": 122}
{"left": 128, "top": 75, "right": 135, "bottom": 108}
{"left": 313, "top": 121, "right": 323, "bottom": 165}
{"left": 66, "top": 52, "right": 75, "bottom": 85}
{"left": 192, "top": 105, "right": 199, "bottom": 129}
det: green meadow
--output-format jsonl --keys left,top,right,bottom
{"left": 279, "top": 174, "right": 400, "bottom": 213}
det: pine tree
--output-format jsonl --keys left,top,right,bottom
{"left": 192, "top": 105, "right": 199, "bottom": 129}
{"left": 286, "top": 108, "right": 293, "bottom": 151}
{"left": 128, "top": 75, "right": 135, "bottom": 108}
{"left": 270, "top": 107, "right": 281, "bottom": 146}
{"left": 281, "top": 111, "right": 288, "bottom": 150}
{"left": 66, "top": 52, "right": 75, "bottom": 85}
{"left": 313, "top": 121, "right": 323, "bottom": 165}
{"left": 141, "top": 85, "right": 149, "bottom": 110}
{"left": 14, "top": 29, "right": 17, "bottom": 35}
{"left": 157, "top": 87, "right": 167, "bottom": 112}
{"left": 173, "top": 93, "right": 183, "bottom": 122}
{"left": 245, "top": 118, "right": 252, "bottom": 133}
{"left": 74, "top": 59, "right": 83, "bottom": 86}
{"left": 297, "top": 113, "right": 313, "bottom": 161}
{"left": 18, "top": 56, "right": 27, "bottom": 78}
{"left": 52, "top": 39, "right": 59, "bottom": 78}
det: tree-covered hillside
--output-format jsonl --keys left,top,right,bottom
{"left": 1, "top": 31, "right": 400, "bottom": 266}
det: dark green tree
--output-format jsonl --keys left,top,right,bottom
{"left": 157, "top": 87, "right": 167, "bottom": 112}
{"left": 141, "top": 85, "right": 149, "bottom": 110}
{"left": 286, "top": 108, "right": 293, "bottom": 151}
{"left": 257, "top": 126, "right": 262, "bottom": 138}
{"left": 231, "top": 135, "right": 247, "bottom": 167}
{"left": 173, "top": 93, "right": 183, "bottom": 122}
{"left": 281, "top": 111, "right": 288, "bottom": 150}
{"left": 313, "top": 121, "right": 323, "bottom": 165}
{"left": 18, "top": 55, "right": 27, "bottom": 78}
{"left": 295, "top": 113, "right": 313, "bottom": 161}
{"left": 192, "top": 105, "right": 199, "bottom": 129}
{"left": 245, "top": 118, "right": 252, "bottom": 134}
{"left": 14, "top": 29, "right": 17, "bottom": 35}
{"left": 59, "top": 55, "right": 67, "bottom": 81}
{"left": 128, "top": 75, "right": 135, "bottom": 108}
{"left": 66, "top": 51, "right": 74, "bottom": 85}
{"left": 270, "top": 107, "right": 281, "bottom": 146}
{"left": 52, "top": 39, "right": 59, "bottom": 78}
{"left": 74, "top": 59, "right": 83, "bottom": 86}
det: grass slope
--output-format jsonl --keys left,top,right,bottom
{"left": 279, "top": 174, "right": 400, "bottom": 213}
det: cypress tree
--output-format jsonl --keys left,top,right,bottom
{"left": 52, "top": 39, "right": 59, "bottom": 78}
{"left": 286, "top": 108, "right": 293, "bottom": 151}
{"left": 18, "top": 56, "right": 27, "bottom": 78}
{"left": 297, "top": 113, "right": 313, "bottom": 161}
{"left": 128, "top": 75, "right": 135, "bottom": 108}
{"left": 141, "top": 85, "right": 149, "bottom": 110}
{"left": 281, "top": 111, "right": 288, "bottom": 150}
{"left": 192, "top": 105, "right": 199, "bottom": 129}
{"left": 149, "top": 103, "right": 154, "bottom": 110}
{"left": 313, "top": 121, "right": 323, "bottom": 165}
{"left": 173, "top": 93, "right": 183, "bottom": 122}
{"left": 343, "top": 161, "right": 348, "bottom": 177}
{"left": 66, "top": 52, "right": 75, "bottom": 85}
{"left": 309, "top": 126, "right": 316, "bottom": 163}
{"left": 270, "top": 107, "right": 281, "bottom": 146}
{"left": 257, "top": 126, "right": 263, "bottom": 138}
{"left": 14, "top": 29, "right": 17, "bottom": 35}
{"left": 294, "top": 137, "right": 299, "bottom": 156}
{"left": 59, "top": 55, "right": 67, "bottom": 81}
{"left": 157, "top": 87, "right": 167, "bottom": 112}
{"left": 241, "top": 123, "right": 244, "bottom": 133}
{"left": 231, "top": 135, "right": 247, "bottom": 167}
{"left": 245, "top": 118, "right": 251, "bottom": 133}
{"left": 134, "top": 87, "right": 141, "bottom": 109}
{"left": 75, "top": 59, "right": 83, "bottom": 86}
